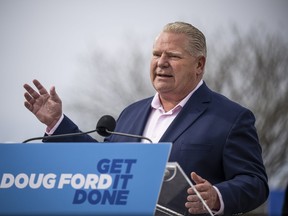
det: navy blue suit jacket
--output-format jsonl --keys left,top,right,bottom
{"left": 49, "top": 82, "right": 268, "bottom": 215}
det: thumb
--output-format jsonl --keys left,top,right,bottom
{"left": 191, "top": 172, "right": 206, "bottom": 184}
{"left": 49, "top": 86, "right": 61, "bottom": 102}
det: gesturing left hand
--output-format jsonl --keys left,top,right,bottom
{"left": 185, "top": 172, "right": 220, "bottom": 214}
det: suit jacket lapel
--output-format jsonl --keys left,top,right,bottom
{"left": 133, "top": 103, "right": 152, "bottom": 136}
{"left": 159, "top": 82, "right": 211, "bottom": 143}
{"left": 126, "top": 98, "right": 153, "bottom": 138}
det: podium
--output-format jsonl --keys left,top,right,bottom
{"left": 0, "top": 142, "right": 171, "bottom": 216}
{"left": 0, "top": 143, "right": 213, "bottom": 216}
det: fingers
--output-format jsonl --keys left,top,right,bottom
{"left": 23, "top": 79, "right": 63, "bottom": 127}
{"left": 23, "top": 80, "right": 54, "bottom": 114}
{"left": 186, "top": 172, "right": 213, "bottom": 214}
{"left": 187, "top": 172, "right": 209, "bottom": 202}
{"left": 188, "top": 172, "right": 208, "bottom": 195}
{"left": 191, "top": 172, "right": 206, "bottom": 184}
{"left": 33, "top": 79, "right": 49, "bottom": 95}
{"left": 186, "top": 177, "right": 220, "bottom": 213}
{"left": 23, "top": 83, "right": 40, "bottom": 100}
{"left": 24, "top": 92, "right": 35, "bottom": 111}
{"left": 23, "top": 79, "right": 49, "bottom": 99}
{"left": 185, "top": 199, "right": 206, "bottom": 213}
{"left": 24, "top": 101, "right": 32, "bottom": 111}
{"left": 187, "top": 186, "right": 210, "bottom": 204}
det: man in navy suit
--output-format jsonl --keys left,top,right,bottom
{"left": 24, "top": 22, "right": 268, "bottom": 215}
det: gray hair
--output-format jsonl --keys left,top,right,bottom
{"left": 162, "top": 21, "right": 207, "bottom": 57}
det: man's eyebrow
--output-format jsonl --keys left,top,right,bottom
{"left": 166, "top": 51, "right": 182, "bottom": 55}
{"left": 152, "top": 50, "right": 183, "bottom": 55}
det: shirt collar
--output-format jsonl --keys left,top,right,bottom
{"left": 151, "top": 80, "right": 203, "bottom": 112}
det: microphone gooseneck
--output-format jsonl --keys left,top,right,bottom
{"left": 22, "top": 129, "right": 98, "bottom": 143}
{"left": 23, "top": 114, "right": 152, "bottom": 143}
{"left": 104, "top": 129, "right": 153, "bottom": 143}
{"left": 22, "top": 115, "right": 115, "bottom": 143}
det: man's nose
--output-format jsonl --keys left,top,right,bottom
{"left": 157, "top": 54, "right": 169, "bottom": 68}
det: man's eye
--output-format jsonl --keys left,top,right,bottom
{"left": 170, "top": 55, "right": 181, "bottom": 59}
{"left": 153, "top": 53, "right": 161, "bottom": 57}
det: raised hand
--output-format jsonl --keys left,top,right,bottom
{"left": 185, "top": 172, "right": 220, "bottom": 214}
{"left": 23, "top": 79, "right": 62, "bottom": 130}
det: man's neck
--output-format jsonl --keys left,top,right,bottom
{"left": 159, "top": 96, "right": 182, "bottom": 112}
{"left": 158, "top": 80, "right": 204, "bottom": 112}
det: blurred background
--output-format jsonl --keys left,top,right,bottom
{"left": 1, "top": 0, "right": 287, "bottom": 214}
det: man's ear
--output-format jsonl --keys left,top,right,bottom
{"left": 196, "top": 55, "right": 206, "bottom": 75}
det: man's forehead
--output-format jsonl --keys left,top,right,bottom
{"left": 156, "top": 31, "right": 187, "bottom": 39}
{"left": 154, "top": 32, "right": 187, "bottom": 45}
{"left": 153, "top": 35, "right": 188, "bottom": 54}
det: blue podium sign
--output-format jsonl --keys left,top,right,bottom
{"left": 0, "top": 142, "right": 171, "bottom": 216}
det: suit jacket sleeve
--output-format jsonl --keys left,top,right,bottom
{"left": 214, "top": 108, "right": 269, "bottom": 215}
{"left": 43, "top": 115, "right": 97, "bottom": 142}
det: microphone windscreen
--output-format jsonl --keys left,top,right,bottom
{"left": 96, "top": 115, "right": 116, "bottom": 137}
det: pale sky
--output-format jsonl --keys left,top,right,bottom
{"left": 0, "top": 0, "right": 287, "bottom": 143}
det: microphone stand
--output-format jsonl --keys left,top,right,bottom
{"left": 105, "top": 129, "right": 153, "bottom": 143}
{"left": 22, "top": 129, "right": 98, "bottom": 143}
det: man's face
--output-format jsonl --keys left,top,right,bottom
{"left": 150, "top": 32, "right": 205, "bottom": 102}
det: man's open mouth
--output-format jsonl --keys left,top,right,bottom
{"left": 157, "top": 74, "right": 173, "bottom": 78}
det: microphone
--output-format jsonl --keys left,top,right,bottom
{"left": 23, "top": 115, "right": 152, "bottom": 143}
{"left": 96, "top": 115, "right": 153, "bottom": 143}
